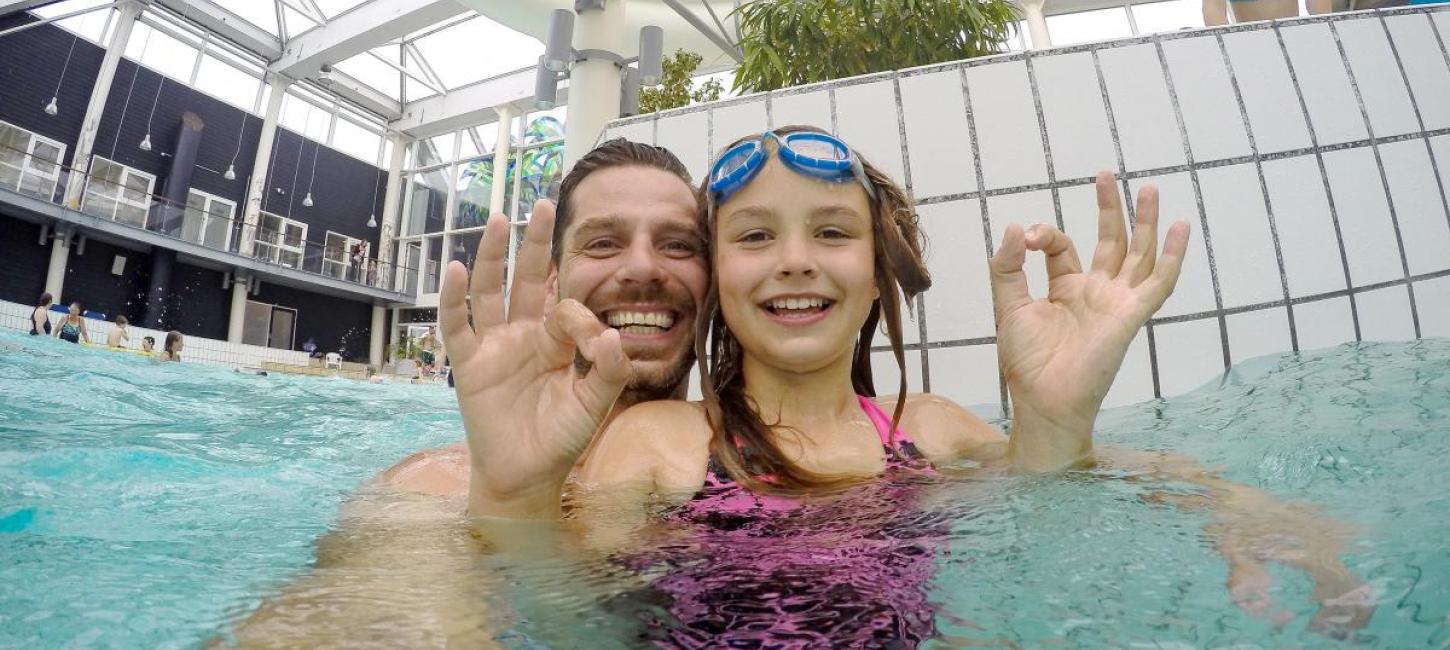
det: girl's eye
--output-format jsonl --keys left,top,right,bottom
{"left": 737, "top": 230, "right": 772, "bottom": 244}
{"left": 818, "top": 227, "right": 853, "bottom": 240}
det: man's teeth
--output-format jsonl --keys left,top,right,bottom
{"left": 767, "top": 297, "right": 828, "bottom": 311}
{"left": 606, "top": 311, "right": 675, "bottom": 329}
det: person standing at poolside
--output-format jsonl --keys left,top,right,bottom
{"left": 53, "top": 302, "right": 89, "bottom": 344}
{"left": 160, "top": 331, "right": 183, "bottom": 362}
{"left": 107, "top": 315, "right": 131, "bottom": 349}
{"left": 29, "top": 293, "right": 53, "bottom": 336}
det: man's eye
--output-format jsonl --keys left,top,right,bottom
{"left": 662, "top": 239, "right": 702, "bottom": 255}
{"left": 584, "top": 239, "right": 620, "bottom": 252}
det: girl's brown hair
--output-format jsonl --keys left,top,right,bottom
{"left": 694, "top": 125, "right": 931, "bottom": 493}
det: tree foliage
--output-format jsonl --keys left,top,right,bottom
{"left": 732, "top": 0, "right": 1020, "bottom": 94}
{"left": 639, "top": 50, "right": 725, "bottom": 113}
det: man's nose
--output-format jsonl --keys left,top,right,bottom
{"left": 618, "top": 238, "right": 665, "bottom": 284}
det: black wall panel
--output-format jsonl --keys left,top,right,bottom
{"left": 0, "top": 15, "right": 102, "bottom": 169}
{"left": 168, "top": 263, "right": 229, "bottom": 340}
{"left": 0, "top": 216, "right": 51, "bottom": 305}
{"left": 57, "top": 236, "right": 151, "bottom": 323}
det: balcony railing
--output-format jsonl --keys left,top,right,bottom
{"left": 0, "top": 143, "right": 415, "bottom": 295}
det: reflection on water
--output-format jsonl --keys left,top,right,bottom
{"left": 1, "top": 333, "right": 1447, "bottom": 648}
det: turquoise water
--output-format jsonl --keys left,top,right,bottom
{"left": 0, "top": 330, "right": 1447, "bottom": 648}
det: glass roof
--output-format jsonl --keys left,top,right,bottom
{"left": 32, "top": 0, "right": 543, "bottom": 112}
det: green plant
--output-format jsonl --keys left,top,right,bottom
{"left": 732, "top": 0, "right": 1020, "bottom": 93}
{"left": 639, "top": 50, "right": 725, "bottom": 113}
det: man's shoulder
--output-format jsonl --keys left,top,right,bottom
{"left": 377, "top": 442, "right": 470, "bottom": 498}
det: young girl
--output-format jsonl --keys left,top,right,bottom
{"left": 533, "top": 126, "right": 1186, "bottom": 645}
{"left": 54, "top": 302, "right": 90, "bottom": 344}
{"left": 160, "top": 330, "right": 184, "bottom": 362}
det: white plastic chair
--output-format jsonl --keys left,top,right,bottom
{"left": 324, "top": 352, "right": 342, "bottom": 369}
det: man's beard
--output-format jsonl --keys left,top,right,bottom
{"left": 573, "top": 345, "right": 695, "bottom": 406}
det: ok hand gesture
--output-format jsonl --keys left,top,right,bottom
{"left": 990, "top": 171, "right": 1190, "bottom": 471}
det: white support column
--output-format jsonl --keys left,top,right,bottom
{"left": 489, "top": 105, "right": 514, "bottom": 214}
{"left": 369, "top": 305, "right": 385, "bottom": 368}
{"left": 44, "top": 227, "right": 70, "bottom": 300}
{"left": 61, "top": 2, "right": 142, "bottom": 209}
{"left": 562, "top": 1, "right": 626, "bottom": 170}
{"left": 1020, "top": 0, "right": 1052, "bottom": 50}
{"left": 240, "top": 74, "right": 290, "bottom": 257}
{"left": 378, "top": 132, "right": 407, "bottom": 280}
{"left": 227, "top": 273, "right": 249, "bottom": 344}
{"left": 387, "top": 307, "right": 402, "bottom": 364}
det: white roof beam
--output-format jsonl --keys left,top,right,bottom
{"left": 393, "top": 66, "right": 560, "bottom": 139}
{"left": 0, "top": 0, "right": 58, "bottom": 17}
{"left": 153, "top": 0, "right": 283, "bottom": 60}
{"left": 324, "top": 68, "right": 403, "bottom": 120}
{"left": 270, "top": 0, "right": 466, "bottom": 78}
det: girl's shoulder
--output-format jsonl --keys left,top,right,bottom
{"left": 872, "top": 393, "right": 1007, "bottom": 463}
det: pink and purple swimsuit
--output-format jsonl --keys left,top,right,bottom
{"left": 627, "top": 396, "right": 944, "bottom": 649}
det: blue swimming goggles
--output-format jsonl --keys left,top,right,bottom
{"left": 707, "top": 131, "right": 877, "bottom": 205}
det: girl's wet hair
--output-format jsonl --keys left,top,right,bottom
{"left": 694, "top": 124, "right": 932, "bottom": 493}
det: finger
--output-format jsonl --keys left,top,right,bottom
{"left": 470, "top": 213, "right": 510, "bottom": 329}
{"left": 1142, "top": 221, "right": 1192, "bottom": 310}
{"left": 1023, "top": 223, "right": 1083, "bottom": 281}
{"left": 988, "top": 223, "right": 1032, "bottom": 323}
{"left": 439, "top": 261, "right": 478, "bottom": 366}
{"left": 576, "top": 328, "right": 631, "bottom": 420}
{"left": 507, "top": 200, "right": 558, "bottom": 322}
{"left": 542, "top": 299, "right": 608, "bottom": 366}
{"left": 1121, "top": 184, "right": 1160, "bottom": 286}
{"left": 1090, "top": 170, "right": 1129, "bottom": 276}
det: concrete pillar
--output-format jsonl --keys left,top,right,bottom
{"left": 562, "top": 2, "right": 626, "bottom": 170}
{"left": 1020, "top": 0, "right": 1051, "bottom": 50}
{"left": 369, "top": 305, "right": 385, "bottom": 368}
{"left": 240, "top": 74, "right": 290, "bottom": 257}
{"left": 387, "top": 307, "right": 402, "bottom": 363}
{"left": 227, "top": 272, "right": 249, "bottom": 344}
{"left": 62, "top": 2, "right": 142, "bottom": 208}
{"left": 377, "top": 133, "right": 408, "bottom": 287}
{"left": 142, "top": 248, "right": 175, "bottom": 329}
{"left": 44, "top": 227, "right": 70, "bottom": 300}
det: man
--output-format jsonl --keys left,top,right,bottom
{"left": 379, "top": 138, "right": 706, "bottom": 508}
{"left": 230, "top": 139, "right": 705, "bottom": 646}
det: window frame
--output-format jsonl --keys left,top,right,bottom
{"left": 0, "top": 120, "right": 68, "bottom": 202}
{"left": 82, "top": 155, "right": 156, "bottom": 227}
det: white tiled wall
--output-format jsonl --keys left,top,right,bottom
{"left": 605, "top": 7, "right": 1450, "bottom": 415}
{"left": 0, "top": 298, "right": 311, "bottom": 370}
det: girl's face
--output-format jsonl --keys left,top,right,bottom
{"left": 174, "top": 337, "right": 185, "bottom": 352}
{"left": 68, "top": 304, "right": 79, "bottom": 316}
{"left": 714, "top": 155, "right": 878, "bottom": 374}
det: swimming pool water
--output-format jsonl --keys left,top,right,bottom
{"left": 0, "top": 330, "right": 1447, "bottom": 648}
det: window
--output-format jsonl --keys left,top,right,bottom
{"left": 82, "top": 156, "right": 155, "bottom": 226}
{"left": 195, "top": 52, "right": 263, "bottom": 111}
{"left": 183, "top": 190, "right": 236, "bottom": 251}
{"left": 323, "top": 231, "right": 371, "bottom": 281}
{"left": 1131, "top": 0, "right": 1204, "bottom": 35}
{"left": 254, "top": 211, "right": 307, "bottom": 269}
{"left": 242, "top": 300, "right": 297, "bottom": 351}
{"left": 0, "top": 121, "right": 67, "bottom": 201}
{"left": 1046, "top": 7, "right": 1134, "bottom": 46}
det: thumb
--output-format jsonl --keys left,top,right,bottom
{"left": 576, "top": 328, "right": 631, "bottom": 420}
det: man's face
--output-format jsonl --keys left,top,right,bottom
{"left": 552, "top": 165, "right": 707, "bottom": 401}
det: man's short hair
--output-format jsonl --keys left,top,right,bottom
{"left": 551, "top": 138, "right": 693, "bottom": 263}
